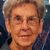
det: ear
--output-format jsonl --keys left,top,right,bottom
{"left": 39, "top": 19, "right": 44, "bottom": 34}
{"left": 5, "top": 18, "right": 11, "bottom": 35}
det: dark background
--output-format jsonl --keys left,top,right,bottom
{"left": 0, "top": 0, "right": 50, "bottom": 50}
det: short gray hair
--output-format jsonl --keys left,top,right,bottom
{"left": 2, "top": 0, "right": 46, "bottom": 19}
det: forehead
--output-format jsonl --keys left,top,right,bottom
{"left": 11, "top": 3, "right": 38, "bottom": 17}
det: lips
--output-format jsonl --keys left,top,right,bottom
{"left": 18, "top": 35, "right": 32, "bottom": 39}
{"left": 18, "top": 35, "right": 31, "bottom": 37}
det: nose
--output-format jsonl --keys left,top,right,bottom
{"left": 21, "top": 20, "right": 29, "bottom": 31}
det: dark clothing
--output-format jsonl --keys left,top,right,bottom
{"left": 0, "top": 42, "right": 10, "bottom": 50}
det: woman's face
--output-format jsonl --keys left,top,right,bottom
{"left": 6, "top": 3, "right": 43, "bottom": 47}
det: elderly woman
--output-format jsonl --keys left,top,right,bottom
{"left": 1, "top": 0, "right": 46, "bottom": 50}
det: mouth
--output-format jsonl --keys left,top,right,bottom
{"left": 17, "top": 31, "right": 32, "bottom": 39}
{"left": 18, "top": 35, "right": 32, "bottom": 39}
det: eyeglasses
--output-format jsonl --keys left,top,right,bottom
{"left": 10, "top": 15, "right": 40, "bottom": 25}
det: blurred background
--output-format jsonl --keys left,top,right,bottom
{"left": 0, "top": 0, "right": 50, "bottom": 50}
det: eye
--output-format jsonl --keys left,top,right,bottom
{"left": 14, "top": 15, "right": 23, "bottom": 24}
{"left": 28, "top": 16, "right": 39, "bottom": 21}
{"left": 16, "top": 15, "right": 21, "bottom": 21}
{"left": 28, "top": 16, "right": 34, "bottom": 21}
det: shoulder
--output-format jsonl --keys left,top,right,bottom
{"left": 0, "top": 42, "right": 10, "bottom": 50}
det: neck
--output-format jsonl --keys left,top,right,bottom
{"left": 9, "top": 40, "right": 32, "bottom": 50}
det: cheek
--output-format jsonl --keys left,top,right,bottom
{"left": 11, "top": 24, "right": 21, "bottom": 35}
{"left": 30, "top": 25, "right": 40, "bottom": 35}
{"left": 30, "top": 25, "right": 40, "bottom": 42}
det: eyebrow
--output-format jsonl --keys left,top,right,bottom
{"left": 13, "top": 14, "right": 39, "bottom": 19}
{"left": 28, "top": 15, "right": 39, "bottom": 18}
{"left": 12, "top": 15, "right": 22, "bottom": 19}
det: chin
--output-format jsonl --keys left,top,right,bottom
{"left": 15, "top": 40, "right": 34, "bottom": 47}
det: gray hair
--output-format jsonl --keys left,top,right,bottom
{"left": 2, "top": 0, "right": 46, "bottom": 19}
